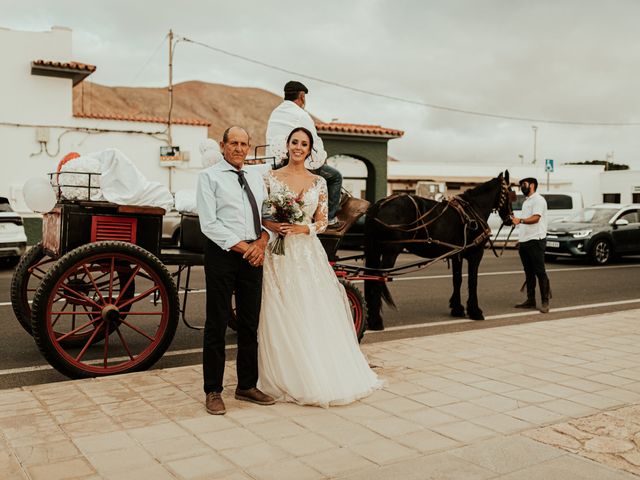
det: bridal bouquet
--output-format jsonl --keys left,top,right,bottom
{"left": 265, "top": 191, "right": 305, "bottom": 255}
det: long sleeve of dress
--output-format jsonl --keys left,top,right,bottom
{"left": 308, "top": 178, "right": 329, "bottom": 235}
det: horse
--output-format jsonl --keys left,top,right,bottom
{"left": 364, "top": 171, "right": 514, "bottom": 330}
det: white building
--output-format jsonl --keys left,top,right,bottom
{"left": 333, "top": 156, "right": 640, "bottom": 207}
{"left": 0, "top": 26, "right": 209, "bottom": 214}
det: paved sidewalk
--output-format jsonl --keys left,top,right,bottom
{"left": 2, "top": 309, "right": 640, "bottom": 479}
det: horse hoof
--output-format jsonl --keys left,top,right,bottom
{"left": 367, "top": 324, "right": 385, "bottom": 331}
{"left": 470, "top": 313, "right": 485, "bottom": 321}
{"left": 451, "top": 309, "right": 466, "bottom": 318}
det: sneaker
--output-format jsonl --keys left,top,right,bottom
{"left": 205, "top": 392, "right": 226, "bottom": 415}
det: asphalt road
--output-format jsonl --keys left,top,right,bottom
{"left": 1, "top": 250, "right": 639, "bottom": 389}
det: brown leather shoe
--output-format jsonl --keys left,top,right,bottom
{"left": 235, "top": 387, "right": 275, "bottom": 405}
{"left": 205, "top": 392, "right": 226, "bottom": 415}
{"left": 539, "top": 301, "right": 550, "bottom": 314}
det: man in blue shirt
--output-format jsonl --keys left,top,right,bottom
{"left": 196, "top": 126, "right": 275, "bottom": 415}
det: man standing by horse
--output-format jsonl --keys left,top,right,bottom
{"left": 511, "top": 177, "right": 551, "bottom": 313}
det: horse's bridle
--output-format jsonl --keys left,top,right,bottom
{"left": 488, "top": 177, "right": 516, "bottom": 257}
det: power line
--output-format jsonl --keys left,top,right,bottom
{"left": 130, "top": 33, "right": 169, "bottom": 84}
{"left": 176, "top": 35, "right": 640, "bottom": 127}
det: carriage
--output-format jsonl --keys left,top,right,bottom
{"left": 11, "top": 165, "right": 515, "bottom": 380}
{"left": 10, "top": 170, "right": 376, "bottom": 379}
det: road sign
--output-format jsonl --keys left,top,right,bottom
{"left": 545, "top": 158, "right": 554, "bottom": 173}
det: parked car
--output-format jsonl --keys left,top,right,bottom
{"left": 488, "top": 191, "right": 583, "bottom": 243}
{"left": 545, "top": 204, "right": 640, "bottom": 264}
{"left": 0, "top": 197, "right": 27, "bottom": 267}
{"left": 162, "top": 209, "right": 181, "bottom": 247}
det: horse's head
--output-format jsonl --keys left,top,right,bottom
{"left": 495, "top": 170, "right": 515, "bottom": 226}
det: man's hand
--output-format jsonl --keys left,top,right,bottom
{"left": 242, "top": 232, "right": 269, "bottom": 266}
{"left": 511, "top": 215, "right": 521, "bottom": 225}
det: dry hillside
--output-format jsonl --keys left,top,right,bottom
{"left": 73, "top": 81, "right": 288, "bottom": 144}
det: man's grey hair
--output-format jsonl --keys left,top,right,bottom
{"left": 222, "top": 126, "right": 250, "bottom": 144}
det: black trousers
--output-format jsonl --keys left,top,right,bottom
{"left": 518, "top": 239, "right": 549, "bottom": 299}
{"left": 203, "top": 239, "right": 263, "bottom": 394}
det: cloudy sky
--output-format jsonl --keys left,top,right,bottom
{"left": 5, "top": 0, "right": 640, "bottom": 168}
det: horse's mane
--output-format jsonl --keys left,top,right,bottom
{"left": 460, "top": 176, "right": 500, "bottom": 200}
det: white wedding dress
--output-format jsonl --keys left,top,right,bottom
{"left": 257, "top": 171, "right": 382, "bottom": 407}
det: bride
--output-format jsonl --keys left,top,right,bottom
{"left": 258, "top": 127, "right": 382, "bottom": 407}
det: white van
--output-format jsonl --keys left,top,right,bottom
{"left": 488, "top": 191, "right": 584, "bottom": 243}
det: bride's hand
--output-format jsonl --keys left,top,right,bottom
{"left": 281, "top": 224, "right": 310, "bottom": 235}
{"left": 263, "top": 220, "right": 287, "bottom": 235}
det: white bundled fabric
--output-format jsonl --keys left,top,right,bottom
{"left": 200, "top": 138, "right": 224, "bottom": 167}
{"left": 174, "top": 189, "right": 197, "bottom": 214}
{"left": 59, "top": 148, "right": 174, "bottom": 211}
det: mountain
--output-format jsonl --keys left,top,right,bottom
{"left": 72, "top": 80, "right": 288, "bottom": 145}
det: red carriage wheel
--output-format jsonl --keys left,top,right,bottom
{"left": 10, "top": 242, "right": 135, "bottom": 348}
{"left": 11, "top": 242, "right": 53, "bottom": 336}
{"left": 31, "top": 241, "right": 179, "bottom": 379}
{"left": 339, "top": 279, "right": 367, "bottom": 342}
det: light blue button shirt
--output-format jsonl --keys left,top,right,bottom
{"left": 196, "top": 159, "right": 269, "bottom": 251}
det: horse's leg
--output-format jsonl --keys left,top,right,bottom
{"left": 449, "top": 255, "right": 465, "bottom": 317}
{"left": 364, "top": 237, "right": 385, "bottom": 331}
{"left": 466, "top": 248, "right": 485, "bottom": 320}
{"left": 365, "top": 247, "right": 400, "bottom": 331}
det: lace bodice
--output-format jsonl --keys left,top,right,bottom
{"left": 263, "top": 170, "right": 329, "bottom": 235}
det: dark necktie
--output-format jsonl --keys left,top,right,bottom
{"left": 233, "top": 170, "right": 262, "bottom": 239}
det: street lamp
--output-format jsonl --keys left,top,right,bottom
{"left": 532, "top": 125, "right": 538, "bottom": 164}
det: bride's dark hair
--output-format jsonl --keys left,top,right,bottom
{"left": 286, "top": 127, "right": 314, "bottom": 156}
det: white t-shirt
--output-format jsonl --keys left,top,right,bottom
{"left": 265, "top": 101, "right": 326, "bottom": 169}
{"left": 518, "top": 191, "right": 547, "bottom": 242}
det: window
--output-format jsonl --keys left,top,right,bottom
{"left": 619, "top": 210, "right": 639, "bottom": 224}
{"left": 603, "top": 193, "right": 621, "bottom": 203}
{"left": 542, "top": 194, "right": 573, "bottom": 210}
{"left": 633, "top": 193, "right": 640, "bottom": 204}
{"left": 0, "top": 197, "right": 13, "bottom": 213}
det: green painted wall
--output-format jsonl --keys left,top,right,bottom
{"left": 23, "top": 217, "right": 43, "bottom": 245}
{"left": 320, "top": 135, "right": 390, "bottom": 202}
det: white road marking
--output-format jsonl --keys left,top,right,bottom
{"left": 368, "top": 263, "right": 640, "bottom": 283}
{"left": 2, "top": 264, "right": 638, "bottom": 307}
{"left": 2, "top": 297, "right": 639, "bottom": 378}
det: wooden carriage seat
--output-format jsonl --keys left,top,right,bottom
{"left": 160, "top": 213, "right": 205, "bottom": 266}
{"left": 320, "top": 195, "right": 370, "bottom": 237}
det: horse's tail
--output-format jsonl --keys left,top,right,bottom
{"left": 381, "top": 282, "right": 396, "bottom": 308}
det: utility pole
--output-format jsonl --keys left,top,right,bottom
{"left": 532, "top": 125, "right": 538, "bottom": 164}
{"left": 167, "top": 29, "right": 174, "bottom": 147}
{"left": 167, "top": 29, "right": 174, "bottom": 192}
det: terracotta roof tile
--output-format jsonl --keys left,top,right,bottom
{"left": 315, "top": 122, "right": 404, "bottom": 138}
{"left": 74, "top": 112, "right": 211, "bottom": 127}
{"left": 32, "top": 59, "right": 97, "bottom": 72}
